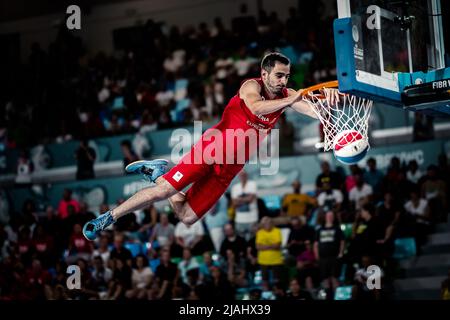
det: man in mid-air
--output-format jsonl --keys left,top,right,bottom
{"left": 83, "top": 52, "right": 328, "bottom": 241}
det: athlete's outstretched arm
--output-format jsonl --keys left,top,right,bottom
{"left": 240, "top": 80, "right": 302, "bottom": 116}
{"left": 287, "top": 88, "right": 319, "bottom": 119}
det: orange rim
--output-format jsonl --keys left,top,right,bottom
{"left": 301, "top": 80, "right": 339, "bottom": 97}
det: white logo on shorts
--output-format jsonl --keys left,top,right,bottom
{"left": 173, "top": 171, "right": 183, "bottom": 182}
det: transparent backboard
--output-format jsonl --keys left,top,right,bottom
{"left": 336, "top": 0, "right": 446, "bottom": 95}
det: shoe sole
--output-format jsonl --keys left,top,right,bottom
{"left": 125, "top": 159, "right": 169, "bottom": 173}
{"left": 82, "top": 223, "right": 96, "bottom": 241}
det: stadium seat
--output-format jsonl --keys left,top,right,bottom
{"left": 124, "top": 242, "right": 143, "bottom": 257}
{"left": 393, "top": 237, "right": 417, "bottom": 260}
{"left": 149, "top": 259, "right": 160, "bottom": 273}
{"left": 334, "top": 286, "right": 353, "bottom": 300}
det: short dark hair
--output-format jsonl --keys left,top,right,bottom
{"left": 261, "top": 52, "right": 290, "bottom": 73}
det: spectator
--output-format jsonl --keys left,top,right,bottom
{"left": 178, "top": 248, "right": 200, "bottom": 285}
{"left": 91, "top": 255, "right": 113, "bottom": 297}
{"left": 92, "top": 234, "right": 111, "bottom": 265}
{"left": 256, "top": 217, "right": 284, "bottom": 286}
{"left": 363, "top": 158, "right": 384, "bottom": 199}
{"left": 219, "top": 223, "right": 247, "bottom": 263}
{"left": 231, "top": 170, "right": 259, "bottom": 241}
{"left": 316, "top": 161, "right": 343, "bottom": 193}
{"left": 286, "top": 216, "right": 315, "bottom": 258}
{"left": 421, "top": 165, "right": 447, "bottom": 223}
{"left": 349, "top": 173, "right": 373, "bottom": 211}
{"left": 126, "top": 254, "right": 153, "bottom": 300}
{"left": 352, "top": 255, "right": 383, "bottom": 300}
{"left": 106, "top": 258, "right": 132, "bottom": 300}
{"left": 314, "top": 210, "right": 345, "bottom": 297}
{"left": 285, "top": 278, "right": 313, "bottom": 300}
{"left": 404, "top": 190, "right": 431, "bottom": 248}
{"left": 154, "top": 248, "right": 179, "bottom": 300}
{"left": 75, "top": 202, "right": 97, "bottom": 227}
{"left": 109, "top": 233, "right": 133, "bottom": 267}
{"left": 67, "top": 224, "right": 93, "bottom": 264}
{"left": 345, "top": 165, "right": 362, "bottom": 193}
{"left": 347, "top": 204, "right": 385, "bottom": 263}
{"left": 202, "top": 265, "right": 235, "bottom": 301}
{"left": 57, "top": 189, "right": 80, "bottom": 220}
{"left": 317, "top": 181, "right": 343, "bottom": 212}
{"left": 198, "top": 251, "right": 220, "bottom": 283}
{"left": 149, "top": 213, "right": 175, "bottom": 250}
{"left": 406, "top": 160, "right": 423, "bottom": 184}
{"left": 32, "top": 224, "right": 54, "bottom": 267}
{"left": 231, "top": 3, "right": 257, "bottom": 43}
{"left": 383, "top": 157, "right": 402, "bottom": 192}
{"left": 15, "top": 150, "right": 34, "bottom": 186}
{"left": 349, "top": 204, "right": 393, "bottom": 264}
{"left": 204, "top": 194, "right": 229, "bottom": 253}
{"left": 296, "top": 240, "right": 319, "bottom": 290}
{"left": 174, "top": 220, "right": 205, "bottom": 256}
{"left": 75, "top": 139, "right": 96, "bottom": 180}
{"left": 120, "top": 140, "right": 139, "bottom": 171}
{"left": 282, "top": 180, "right": 317, "bottom": 218}
{"left": 25, "top": 258, "right": 52, "bottom": 300}
{"left": 224, "top": 249, "right": 247, "bottom": 289}
{"left": 17, "top": 225, "right": 33, "bottom": 266}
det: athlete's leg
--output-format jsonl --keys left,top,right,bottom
{"left": 155, "top": 177, "right": 191, "bottom": 222}
{"left": 83, "top": 177, "right": 178, "bottom": 240}
{"left": 83, "top": 159, "right": 173, "bottom": 240}
{"left": 125, "top": 159, "right": 188, "bottom": 215}
{"left": 110, "top": 178, "right": 178, "bottom": 220}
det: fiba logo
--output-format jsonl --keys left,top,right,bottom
{"left": 352, "top": 25, "right": 359, "bottom": 42}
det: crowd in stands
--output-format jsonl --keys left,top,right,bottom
{"left": 0, "top": 2, "right": 335, "bottom": 150}
{"left": 0, "top": 153, "right": 448, "bottom": 300}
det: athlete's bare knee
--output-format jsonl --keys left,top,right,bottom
{"left": 147, "top": 178, "right": 178, "bottom": 201}
{"left": 180, "top": 205, "right": 199, "bottom": 225}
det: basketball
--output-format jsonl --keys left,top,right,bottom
{"left": 332, "top": 130, "right": 369, "bottom": 165}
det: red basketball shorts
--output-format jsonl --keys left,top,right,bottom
{"left": 162, "top": 144, "right": 244, "bottom": 219}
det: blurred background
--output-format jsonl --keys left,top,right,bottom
{"left": 0, "top": 0, "right": 449, "bottom": 301}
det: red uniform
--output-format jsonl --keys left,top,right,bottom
{"left": 163, "top": 78, "right": 289, "bottom": 218}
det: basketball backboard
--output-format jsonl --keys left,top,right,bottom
{"left": 334, "top": 0, "right": 450, "bottom": 116}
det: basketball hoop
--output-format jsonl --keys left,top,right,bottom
{"left": 301, "top": 80, "right": 374, "bottom": 151}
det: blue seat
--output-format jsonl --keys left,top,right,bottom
{"left": 393, "top": 237, "right": 417, "bottom": 260}
{"left": 149, "top": 259, "right": 160, "bottom": 273}
{"left": 124, "top": 242, "right": 143, "bottom": 257}
{"left": 334, "top": 286, "right": 353, "bottom": 300}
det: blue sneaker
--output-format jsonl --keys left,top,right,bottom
{"left": 125, "top": 159, "right": 169, "bottom": 183}
{"left": 82, "top": 211, "right": 115, "bottom": 241}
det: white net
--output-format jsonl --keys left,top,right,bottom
{"left": 303, "top": 90, "right": 373, "bottom": 151}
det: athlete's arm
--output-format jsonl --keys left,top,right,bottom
{"left": 288, "top": 88, "right": 319, "bottom": 119}
{"left": 240, "top": 80, "right": 302, "bottom": 116}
